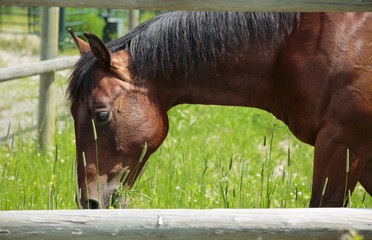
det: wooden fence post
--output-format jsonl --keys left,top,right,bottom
{"left": 127, "top": 10, "right": 140, "bottom": 30}
{"left": 37, "top": 6, "right": 59, "bottom": 149}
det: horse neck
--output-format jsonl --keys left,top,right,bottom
{"left": 155, "top": 48, "right": 281, "bottom": 114}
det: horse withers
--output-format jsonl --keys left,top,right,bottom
{"left": 68, "top": 12, "right": 372, "bottom": 208}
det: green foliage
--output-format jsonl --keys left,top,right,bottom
{"left": 140, "top": 10, "right": 162, "bottom": 22}
{"left": 64, "top": 8, "right": 105, "bottom": 39}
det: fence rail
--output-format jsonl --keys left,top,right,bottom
{"left": 0, "top": 208, "right": 371, "bottom": 239}
{"left": 1, "top": 0, "right": 372, "bottom": 12}
{"left": 0, "top": 56, "right": 78, "bottom": 82}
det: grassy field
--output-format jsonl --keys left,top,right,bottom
{"left": 0, "top": 75, "right": 371, "bottom": 210}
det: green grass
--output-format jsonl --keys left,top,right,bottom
{"left": 0, "top": 6, "right": 37, "bottom": 34}
{"left": 0, "top": 101, "right": 371, "bottom": 210}
{"left": 0, "top": 115, "right": 76, "bottom": 210}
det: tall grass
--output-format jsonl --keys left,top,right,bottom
{"left": 0, "top": 114, "right": 77, "bottom": 210}
{"left": 131, "top": 106, "right": 316, "bottom": 209}
{"left": 0, "top": 105, "right": 371, "bottom": 210}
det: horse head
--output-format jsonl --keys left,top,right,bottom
{"left": 69, "top": 30, "right": 169, "bottom": 209}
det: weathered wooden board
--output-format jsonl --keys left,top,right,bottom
{"left": 0, "top": 56, "right": 78, "bottom": 82}
{"left": 1, "top": 0, "right": 372, "bottom": 12}
{"left": 0, "top": 208, "right": 371, "bottom": 239}
{"left": 37, "top": 7, "right": 59, "bottom": 148}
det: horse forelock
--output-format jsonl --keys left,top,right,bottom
{"left": 67, "top": 52, "right": 97, "bottom": 107}
{"left": 67, "top": 11, "right": 300, "bottom": 106}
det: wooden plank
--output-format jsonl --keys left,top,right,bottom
{"left": 0, "top": 208, "right": 371, "bottom": 239}
{"left": 37, "top": 6, "right": 59, "bottom": 149}
{"left": 128, "top": 10, "right": 140, "bottom": 30}
{"left": 1, "top": 0, "right": 372, "bottom": 12}
{"left": 0, "top": 56, "right": 79, "bottom": 82}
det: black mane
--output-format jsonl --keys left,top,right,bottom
{"left": 68, "top": 11, "right": 300, "bottom": 105}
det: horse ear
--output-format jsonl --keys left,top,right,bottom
{"left": 84, "top": 32, "right": 112, "bottom": 68}
{"left": 68, "top": 28, "right": 90, "bottom": 55}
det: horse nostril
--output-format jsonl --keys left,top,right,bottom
{"left": 86, "top": 199, "right": 100, "bottom": 209}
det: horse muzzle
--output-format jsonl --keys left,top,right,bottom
{"left": 78, "top": 178, "right": 130, "bottom": 209}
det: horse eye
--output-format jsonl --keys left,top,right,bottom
{"left": 93, "top": 111, "right": 111, "bottom": 125}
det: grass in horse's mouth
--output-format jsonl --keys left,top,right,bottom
{"left": 109, "top": 167, "right": 131, "bottom": 209}
{"left": 109, "top": 187, "right": 129, "bottom": 209}
{"left": 108, "top": 144, "right": 148, "bottom": 209}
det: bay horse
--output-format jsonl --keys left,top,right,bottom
{"left": 68, "top": 12, "right": 372, "bottom": 209}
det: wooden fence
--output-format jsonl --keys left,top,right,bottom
{"left": 0, "top": 56, "right": 79, "bottom": 82}
{"left": 0, "top": 208, "right": 371, "bottom": 239}
{"left": 2, "top": 0, "right": 372, "bottom": 12}
{"left": 0, "top": 2, "right": 371, "bottom": 239}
